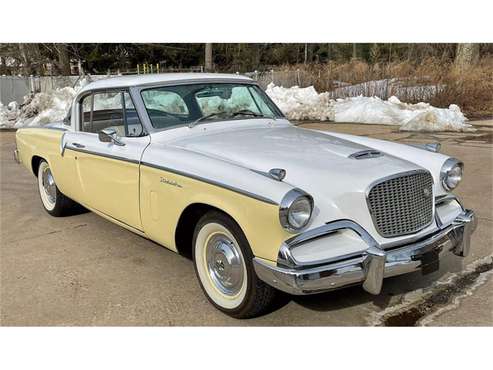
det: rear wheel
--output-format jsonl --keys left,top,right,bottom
{"left": 37, "top": 160, "right": 80, "bottom": 216}
{"left": 192, "top": 211, "right": 278, "bottom": 318}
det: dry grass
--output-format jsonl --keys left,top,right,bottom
{"left": 260, "top": 58, "right": 493, "bottom": 119}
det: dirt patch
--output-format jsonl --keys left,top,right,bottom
{"left": 381, "top": 258, "right": 493, "bottom": 326}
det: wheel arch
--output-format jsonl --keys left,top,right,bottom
{"left": 31, "top": 155, "right": 45, "bottom": 177}
{"left": 174, "top": 202, "right": 246, "bottom": 259}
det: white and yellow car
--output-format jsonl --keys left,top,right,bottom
{"left": 14, "top": 73, "right": 476, "bottom": 318}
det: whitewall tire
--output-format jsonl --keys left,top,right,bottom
{"left": 192, "top": 210, "right": 278, "bottom": 318}
{"left": 38, "top": 160, "right": 57, "bottom": 212}
{"left": 37, "top": 159, "right": 80, "bottom": 217}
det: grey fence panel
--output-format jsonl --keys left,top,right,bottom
{"left": 0, "top": 76, "right": 31, "bottom": 105}
{"left": 0, "top": 75, "right": 106, "bottom": 105}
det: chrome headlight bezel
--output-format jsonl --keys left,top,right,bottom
{"left": 279, "top": 188, "right": 314, "bottom": 233}
{"left": 440, "top": 158, "right": 464, "bottom": 191}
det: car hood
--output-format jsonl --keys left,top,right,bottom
{"left": 167, "top": 124, "right": 422, "bottom": 194}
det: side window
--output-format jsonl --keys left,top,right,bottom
{"left": 122, "top": 92, "right": 144, "bottom": 137}
{"left": 91, "top": 91, "right": 124, "bottom": 135}
{"left": 81, "top": 95, "right": 92, "bottom": 131}
{"left": 80, "top": 91, "right": 144, "bottom": 137}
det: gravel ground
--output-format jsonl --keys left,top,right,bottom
{"left": 1, "top": 121, "right": 492, "bottom": 326}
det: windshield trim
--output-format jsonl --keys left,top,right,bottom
{"left": 137, "top": 81, "right": 284, "bottom": 133}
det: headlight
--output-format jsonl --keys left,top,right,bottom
{"left": 440, "top": 158, "right": 463, "bottom": 191}
{"left": 279, "top": 189, "right": 313, "bottom": 232}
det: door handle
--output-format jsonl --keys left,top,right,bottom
{"left": 72, "top": 142, "right": 85, "bottom": 148}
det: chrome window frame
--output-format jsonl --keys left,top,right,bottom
{"left": 131, "top": 79, "right": 284, "bottom": 134}
{"left": 75, "top": 87, "right": 148, "bottom": 137}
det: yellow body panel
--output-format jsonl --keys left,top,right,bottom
{"left": 15, "top": 128, "right": 80, "bottom": 200}
{"left": 70, "top": 150, "right": 142, "bottom": 230}
{"left": 16, "top": 128, "right": 289, "bottom": 263}
{"left": 140, "top": 165, "right": 290, "bottom": 262}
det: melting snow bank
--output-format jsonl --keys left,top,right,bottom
{"left": 1, "top": 79, "right": 474, "bottom": 132}
{"left": 0, "top": 77, "right": 91, "bottom": 129}
{"left": 266, "top": 83, "right": 474, "bottom": 132}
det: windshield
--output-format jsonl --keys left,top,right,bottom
{"left": 140, "top": 83, "right": 283, "bottom": 130}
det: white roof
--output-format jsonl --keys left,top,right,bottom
{"left": 79, "top": 73, "right": 253, "bottom": 93}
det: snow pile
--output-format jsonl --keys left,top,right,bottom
{"left": 265, "top": 83, "right": 333, "bottom": 121}
{"left": 333, "top": 95, "right": 472, "bottom": 132}
{"left": 0, "top": 77, "right": 91, "bottom": 129}
{"left": 265, "top": 83, "right": 474, "bottom": 132}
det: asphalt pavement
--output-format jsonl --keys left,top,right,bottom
{"left": 1, "top": 122, "right": 492, "bottom": 326}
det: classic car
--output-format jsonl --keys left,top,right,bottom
{"left": 14, "top": 73, "right": 476, "bottom": 318}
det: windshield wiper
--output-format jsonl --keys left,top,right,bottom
{"left": 188, "top": 112, "right": 223, "bottom": 128}
{"left": 231, "top": 109, "right": 264, "bottom": 118}
{"left": 189, "top": 110, "right": 264, "bottom": 128}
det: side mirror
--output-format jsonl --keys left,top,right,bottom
{"left": 98, "top": 128, "right": 125, "bottom": 146}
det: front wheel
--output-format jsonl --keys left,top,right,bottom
{"left": 192, "top": 211, "right": 278, "bottom": 319}
{"left": 37, "top": 160, "right": 80, "bottom": 217}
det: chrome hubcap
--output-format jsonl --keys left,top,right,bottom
{"left": 42, "top": 166, "right": 56, "bottom": 204}
{"left": 206, "top": 234, "right": 244, "bottom": 296}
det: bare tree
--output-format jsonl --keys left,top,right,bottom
{"left": 54, "top": 44, "right": 71, "bottom": 75}
{"left": 455, "top": 43, "right": 480, "bottom": 70}
{"left": 205, "top": 43, "right": 213, "bottom": 72}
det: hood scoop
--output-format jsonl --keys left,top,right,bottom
{"left": 348, "top": 150, "right": 383, "bottom": 160}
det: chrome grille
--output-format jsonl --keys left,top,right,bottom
{"left": 367, "top": 171, "right": 434, "bottom": 238}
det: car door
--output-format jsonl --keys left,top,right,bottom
{"left": 64, "top": 90, "right": 149, "bottom": 230}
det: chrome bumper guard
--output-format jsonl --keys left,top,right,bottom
{"left": 13, "top": 148, "right": 20, "bottom": 164}
{"left": 253, "top": 209, "right": 477, "bottom": 295}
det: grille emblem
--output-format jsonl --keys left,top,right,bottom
{"left": 423, "top": 187, "right": 432, "bottom": 199}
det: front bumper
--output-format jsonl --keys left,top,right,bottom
{"left": 253, "top": 209, "right": 477, "bottom": 295}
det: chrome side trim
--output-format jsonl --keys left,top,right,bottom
{"left": 141, "top": 161, "right": 278, "bottom": 205}
{"left": 64, "top": 146, "right": 140, "bottom": 164}
{"left": 65, "top": 145, "right": 278, "bottom": 205}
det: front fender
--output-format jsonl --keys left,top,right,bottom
{"left": 139, "top": 144, "right": 294, "bottom": 261}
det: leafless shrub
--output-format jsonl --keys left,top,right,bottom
{"left": 255, "top": 58, "right": 493, "bottom": 118}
